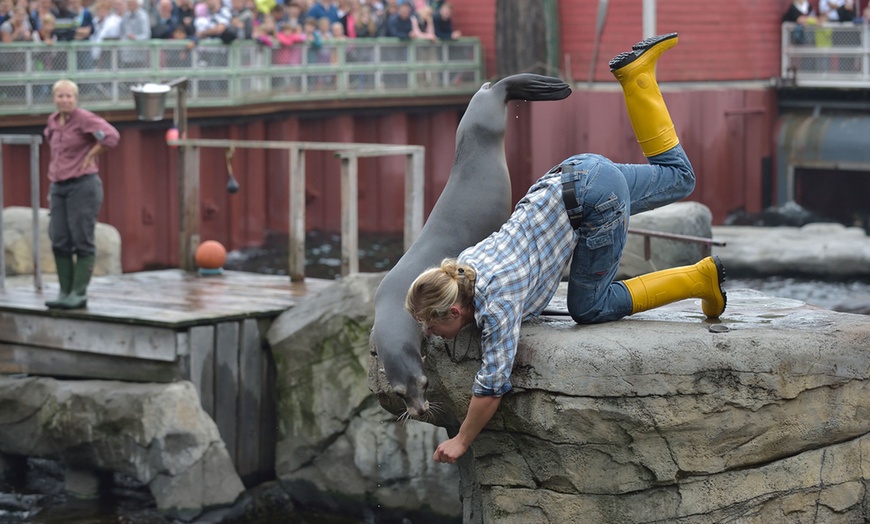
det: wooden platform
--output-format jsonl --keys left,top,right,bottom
{"left": 0, "top": 270, "right": 335, "bottom": 482}
{"left": 0, "top": 269, "right": 333, "bottom": 326}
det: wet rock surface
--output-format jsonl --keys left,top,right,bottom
{"left": 369, "top": 287, "right": 870, "bottom": 523}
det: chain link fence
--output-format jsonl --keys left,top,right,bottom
{"left": 0, "top": 38, "right": 483, "bottom": 116}
{"left": 781, "top": 23, "right": 870, "bottom": 85}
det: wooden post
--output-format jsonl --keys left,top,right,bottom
{"left": 174, "top": 80, "right": 198, "bottom": 271}
{"left": 340, "top": 155, "right": 359, "bottom": 276}
{"left": 288, "top": 147, "right": 306, "bottom": 281}
{"left": 188, "top": 325, "right": 216, "bottom": 416}
{"left": 179, "top": 145, "right": 199, "bottom": 271}
{"left": 29, "top": 137, "right": 41, "bottom": 290}
{"left": 214, "top": 321, "right": 240, "bottom": 464}
{"left": 0, "top": 143, "right": 4, "bottom": 291}
{"left": 236, "top": 318, "right": 262, "bottom": 479}
{"left": 404, "top": 149, "right": 425, "bottom": 251}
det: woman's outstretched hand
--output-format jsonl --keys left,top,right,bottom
{"left": 433, "top": 437, "right": 469, "bottom": 464}
{"left": 432, "top": 394, "right": 502, "bottom": 463}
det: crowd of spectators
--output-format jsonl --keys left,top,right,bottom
{"left": 783, "top": 0, "right": 870, "bottom": 26}
{"left": 0, "top": 0, "right": 462, "bottom": 48}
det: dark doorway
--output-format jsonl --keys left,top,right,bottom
{"left": 795, "top": 168, "right": 870, "bottom": 232}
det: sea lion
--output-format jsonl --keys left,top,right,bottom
{"left": 372, "top": 74, "right": 572, "bottom": 418}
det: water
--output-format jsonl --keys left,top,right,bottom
{"left": 724, "top": 277, "right": 870, "bottom": 316}
{"left": 224, "top": 230, "right": 406, "bottom": 280}
{"left": 224, "top": 230, "right": 870, "bottom": 316}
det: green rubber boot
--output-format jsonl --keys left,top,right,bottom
{"left": 56, "top": 254, "right": 95, "bottom": 310}
{"left": 45, "top": 254, "right": 74, "bottom": 309}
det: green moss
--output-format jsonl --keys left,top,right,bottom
{"left": 274, "top": 318, "right": 374, "bottom": 439}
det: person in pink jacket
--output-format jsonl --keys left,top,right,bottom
{"left": 44, "top": 79, "right": 120, "bottom": 310}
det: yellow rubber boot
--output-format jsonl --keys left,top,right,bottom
{"left": 622, "top": 256, "right": 727, "bottom": 318}
{"left": 609, "top": 33, "right": 679, "bottom": 157}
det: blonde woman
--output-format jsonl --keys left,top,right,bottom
{"left": 44, "top": 80, "right": 120, "bottom": 309}
{"left": 406, "top": 34, "right": 726, "bottom": 464}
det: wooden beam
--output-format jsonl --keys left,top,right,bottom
{"left": 214, "top": 321, "right": 240, "bottom": 464}
{"left": 236, "top": 318, "right": 263, "bottom": 479}
{"left": 171, "top": 138, "right": 424, "bottom": 153}
{"left": 179, "top": 145, "right": 200, "bottom": 272}
{"left": 405, "top": 150, "right": 425, "bottom": 251}
{"left": 289, "top": 147, "right": 306, "bottom": 282}
{"left": 0, "top": 311, "right": 178, "bottom": 361}
{"left": 340, "top": 155, "right": 359, "bottom": 276}
{"left": 188, "top": 325, "right": 216, "bottom": 417}
{"left": 0, "top": 342, "right": 182, "bottom": 383}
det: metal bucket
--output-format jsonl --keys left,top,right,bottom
{"left": 131, "top": 84, "right": 171, "bottom": 121}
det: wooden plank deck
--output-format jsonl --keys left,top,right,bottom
{"left": 0, "top": 269, "right": 334, "bottom": 327}
{"left": 0, "top": 270, "right": 335, "bottom": 483}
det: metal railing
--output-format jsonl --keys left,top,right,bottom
{"left": 781, "top": 22, "right": 870, "bottom": 87}
{"left": 628, "top": 228, "right": 726, "bottom": 262}
{"left": 0, "top": 135, "right": 43, "bottom": 291}
{"left": 0, "top": 38, "right": 484, "bottom": 116}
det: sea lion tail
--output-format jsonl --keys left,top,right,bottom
{"left": 496, "top": 73, "right": 572, "bottom": 103}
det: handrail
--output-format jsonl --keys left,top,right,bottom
{"left": 780, "top": 21, "right": 870, "bottom": 87}
{"left": 0, "top": 38, "right": 484, "bottom": 117}
{"left": 628, "top": 227, "right": 726, "bottom": 261}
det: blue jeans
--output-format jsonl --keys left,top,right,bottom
{"left": 559, "top": 144, "right": 695, "bottom": 323}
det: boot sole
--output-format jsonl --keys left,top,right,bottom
{"left": 56, "top": 303, "right": 87, "bottom": 310}
{"left": 632, "top": 32, "right": 678, "bottom": 51}
{"left": 709, "top": 255, "right": 728, "bottom": 317}
{"left": 609, "top": 32, "right": 679, "bottom": 72}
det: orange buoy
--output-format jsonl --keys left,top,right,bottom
{"left": 195, "top": 240, "right": 227, "bottom": 270}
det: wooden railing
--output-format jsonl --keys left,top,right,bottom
{"left": 168, "top": 137, "right": 424, "bottom": 280}
{"left": 0, "top": 134, "right": 43, "bottom": 291}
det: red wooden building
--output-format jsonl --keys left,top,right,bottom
{"left": 2, "top": 0, "right": 863, "bottom": 272}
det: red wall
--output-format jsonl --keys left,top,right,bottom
{"left": 2, "top": 86, "right": 775, "bottom": 273}
{"left": 2, "top": 0, "right": 789, "bottom": 272}
{"left": 450, "top": 0, "right": 786, "bottom": 82}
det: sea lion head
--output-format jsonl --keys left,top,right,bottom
{"left": 372, "top": 294, "right": 432, "bottom": 419}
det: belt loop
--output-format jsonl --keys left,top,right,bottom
{"left": 560, "top": 164, "right": 583, "bottom": 230}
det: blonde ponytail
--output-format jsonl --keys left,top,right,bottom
{"left": 406, "top": 258, "right": 476, "bottom": 322}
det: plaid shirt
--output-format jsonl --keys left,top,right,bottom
{"left": 459, "top": 170, "right": 577, "bottom": 396}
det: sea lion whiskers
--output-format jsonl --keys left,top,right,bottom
{"left": 426, "top": 401, "right": 447, "bottom": 419}
{"left": 396, "top": 402, "right": 442, "bottom": 426}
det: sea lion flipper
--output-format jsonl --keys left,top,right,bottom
{"left": 496, "top": 73, "right": 572, "bottom": 103}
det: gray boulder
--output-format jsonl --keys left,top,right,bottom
{"left": 713, "top": 222, "right": 870, "bottom": 278}
{"left": 0, "top": 377, "right": 244, "bottom": 520}
{"left": 2, "top": 206, "right": 122, "bottom": 276}
{"left": 370, "top": 287, "right": 870, "bottom": 523}
{"left": 267, "top": 273, "right": 461, "bottom": 520}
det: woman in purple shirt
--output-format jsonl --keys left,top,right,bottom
{"left": 44, "top": 79, "right": 120, "bottom": 309}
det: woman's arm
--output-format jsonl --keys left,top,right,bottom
{"left": 80, "top": 143, "right": 107, "bottom": 171}
{"left": 433, "top": 394, "right": 502, "bottom": 464}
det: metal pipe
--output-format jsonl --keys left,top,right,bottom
{"left": 643, "top": 0, "right": 656, "bottom": 40}
{"left": 628, "top": 227, "right": 727, "bottom": 247}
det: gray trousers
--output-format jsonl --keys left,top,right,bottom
{"left": 48, "top": 174, "right": 104, "bottom": 256}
